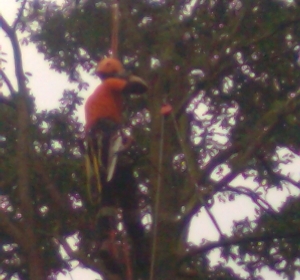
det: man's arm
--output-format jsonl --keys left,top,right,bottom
{"left": 105, "top": 75, "right": 148, "bottom": 94}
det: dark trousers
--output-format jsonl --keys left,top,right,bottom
{"left": 88, "top": 119, "right": 147, "bottom": 265}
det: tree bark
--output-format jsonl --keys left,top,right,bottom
{"left": 0, "top": 12, "right": 46, "bottom": 280}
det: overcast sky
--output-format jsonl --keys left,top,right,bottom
{"left": 0, "top": 0, "right": 99, "bottom": 124}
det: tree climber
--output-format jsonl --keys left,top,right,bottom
{"left": 84, "top": 57, "right": 149, "bottom": 270}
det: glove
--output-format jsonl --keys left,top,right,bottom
{"left": 122, "top": 75, "right": 148, "bottom": 94}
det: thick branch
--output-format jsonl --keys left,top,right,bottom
{"left": 1, "top": 13, "right": 32, "bottom": 219}
{"left": 34, "top": 160, "right": 72, "bottom": 212}
{"left": 0, "top": 210, "right": 28, "bottom": 250}
{"left": 56, "top": 237, "right": 116, "bottom": 280}
{"left": 268, "top": 169, "right": 300, "bottom": 190}
{"left": 0, "top": 15, "right": 27, "bottom": 93}
{"left": 1, "top": 12, "right": 44, "bottom": 279}
{"left": 179, "top": 231, "right": 300, "bottom": 266}
{"left": 201, "top": 145, "right": 239, "bottom": 181}
{"left": 0, "top": 95, "right": 16, "bottom": 108}
{"left": 180, "top": 163, "right": 240, "bottom": 231}
{"left": 179, "top": 95, "right": 298, "bottom": 230}
{"left": 181, "top": 93, "right": 300, "bottom": 238}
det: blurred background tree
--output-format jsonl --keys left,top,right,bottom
{"left": 2, "top": 0, "right": 300, "bottom": 279}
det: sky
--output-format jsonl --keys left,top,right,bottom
{"left": 0, "top": 0, "right": 99, "bottom": 124}
{"left": 1, "top": 1, "right": 300, "bottom": 280}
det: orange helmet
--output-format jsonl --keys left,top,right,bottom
{"left": 96, "top": 57, "right": 124, "bottom": 78}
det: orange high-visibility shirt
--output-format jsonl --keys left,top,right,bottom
{"left": 85, "top": 78, "right": 127, "bottom": 131}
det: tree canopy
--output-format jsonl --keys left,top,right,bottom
{"left": 2, "top": 0, "right": 300, "bottom": 279}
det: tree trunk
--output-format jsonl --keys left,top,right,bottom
{"left": 27, "top": 249, "right": 46, "bottom": 280}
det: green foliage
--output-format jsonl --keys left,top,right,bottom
{"left": 0, "top": 90, "right": 84, "bottom": 278}
{"left": 230, "top": 197, "right": 300, "bottom": 278}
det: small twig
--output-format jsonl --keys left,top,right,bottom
{"left": 67, "top": 271, "right": 75, "bottom": 280}
{"left": 0, "top": 14, "right": 27, "bottom": 94}
{"left": 180, "top": 169, "right": 240, "bottom": 232}
{"left": 246, "top": 18, "right": 300, "bottom": 48}
{"left": 268, "top": 169, "right": 300, "bottom": 190}
{"left": 256, "top": 152, "right": 300, "bottom": 190}
{"left": 178, "top": 231, "right": 300, "bottom": 266}
{"left": 224, "top": 186, "right": 278, "bottom": 216}
{"left": 0, "top": 69, "right": 16, "bottom": 95}
{"left": 13, "top": 0, "right": 28, "bottom": 30}
{"left": 55, "top": 235, "right": 112, "bottom": 279}
{"left": 204, "top": 203, "right": 224, "bottom": 239}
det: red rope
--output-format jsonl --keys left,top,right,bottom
{"left": 111, "top": 0, "right": 119, "bottom": 58}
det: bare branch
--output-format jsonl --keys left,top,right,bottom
{"left": 13, "top": 0, "right": 28, "bottom": 31}
{"left": 0, "top": 69, "right": 16, "bottom": 95}
{"left": 0, "top": 14, "right": 27, "bottom": 93}
{"left": 0, "top": 210, "right": 28, "bottom": 250}
{"left": 213, "top": 169, "right": 245, "bottom": 193}
{"left": 0, "top": 15, "right": 13, "bottom": 36}
{"left": 212, "top": 94, "right": 300, "bottom": 195}
{"left": 246, "top": 18, "right": 300, "bottom": 48}
{"left": 34, "top": 160, "right": 72, "bottom": 212}
{"left": 0, "top": 68, "right": 17, "bottom": 108}
{"left": 204, "top": 205, "right": 225, "bottom": 239}
{"left": 1, "top": 11, "right": 44, "bottom": 278}
{"left": 55, "top": 236, "right": 117, "bottom": 280}
{"left": 224, "top": 186, "right": 278, "bottom": 216}
{"left": 180, "top": 93, "right": 300, "bottom": 238}
{"left": 201, "top": 145, "right": 239, "bottom": 181}
{"left": 180, "top": 167, "right": 240, "bottom": 232}
{"left": 255, "top": 152, "right": 300, "bottom": 190}
{"left": 268, "top": 169, "right": 300, "bottom": 190}
{"left": 179, "top": 231, "right": 300, "bottom": 266}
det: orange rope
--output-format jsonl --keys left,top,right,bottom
{"left": 0, "top": 45, "right": 2, "bottom": 92}
{"left": 111, "top": 0, "right": 119, "bottom": 58}
{"left": 123, "top": 239, "right": 133, "bottom": 280}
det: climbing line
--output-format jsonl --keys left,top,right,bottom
{"left": 111, "top": 0, "right": 119, "bottom": 58}
{"left": 85, "top": 0, "right": 120, "bottom": 203}
{"left": 84, "top": 135, "right": 103, "bottom": 205}
{"left": 149, "top": 114, "right": 165, "bottom": 280}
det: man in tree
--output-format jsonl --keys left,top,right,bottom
{"left": 84, "top": 57, "right": 149, "bottom": 272}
